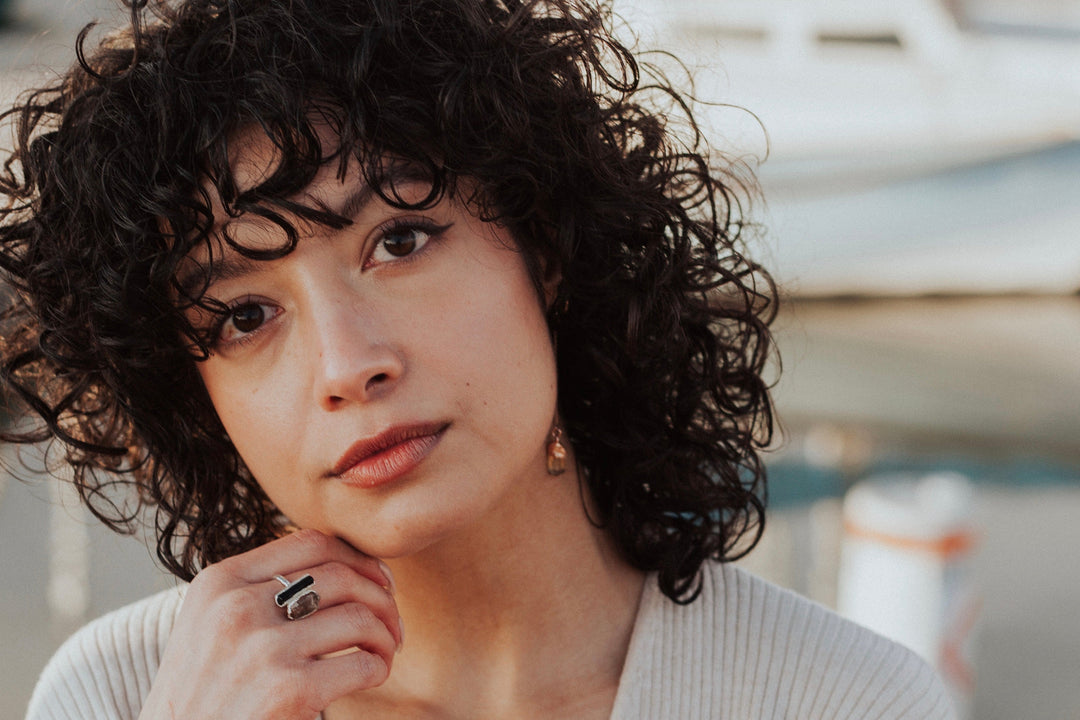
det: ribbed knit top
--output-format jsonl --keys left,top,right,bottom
{"left": 26, "top": 562, "right": 954, "bottom": 719}
{"left": 610, "top": 563, "right": 954, "bottom": 719}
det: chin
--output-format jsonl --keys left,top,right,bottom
{"left": 345, "top": 532, "right": 438, "bottom": 560}
{"left": 329, "top": 508, "right": 475, "bottom": 560}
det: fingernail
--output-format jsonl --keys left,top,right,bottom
{"left": 397, "top": 616, "right": 405, "bottom": 652}
{"left": 378, "top": 560, "right": 397, "bottom": 595}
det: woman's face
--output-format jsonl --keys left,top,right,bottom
{"left": 188, "top": 140, "right": 559, "bottom": 559}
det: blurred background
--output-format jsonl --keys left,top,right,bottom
{"left": 2, "top": 1, "right": 1079, "bottom": 718}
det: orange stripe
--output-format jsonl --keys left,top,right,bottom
{"left": 844, "top": 520, "right": 976, "bottom": 558}
{"left": 939, "top": 596, "right": 982, "bottom": 693}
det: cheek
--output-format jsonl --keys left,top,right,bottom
{"left": 447, "top": 268, "right": 556, "bottom": 429}
{"left": 196, "top": 363, "right": 300, "bottom": 479}
{"left": 199, "top": 365, "right": 254, "bottom": 430}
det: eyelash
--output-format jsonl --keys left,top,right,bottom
{"left": 207, "top": 217, "right": 451, "bottom": 351}
{"left": 210, "top": 296, "right": 281, "bottom": 350}
{"left": 363, "top": 217, "right": 450, "bottom": 270}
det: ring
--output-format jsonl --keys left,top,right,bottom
{"left": 273, "top": 573, "right": 320, "bottom": 621}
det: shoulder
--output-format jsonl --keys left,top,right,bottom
{"left": 25, "top": 586, "right": 187, "bottom": 720}
{"left": 703, "top": 564, "right": 954, "bottom": 719}
{"left": 616, "top": 563, "right": 955, "bottom": 720}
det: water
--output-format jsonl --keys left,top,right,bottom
{"left": 759, "top": 142, "right": 1080, "bottom": 295}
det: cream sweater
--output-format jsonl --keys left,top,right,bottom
{"left": 26, "top": 563, "right": 954, "bottom": 719}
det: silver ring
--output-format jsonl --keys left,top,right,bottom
{"left": 273, "top": 573, "right": 320, "bottom": 621}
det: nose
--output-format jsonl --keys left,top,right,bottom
{"left": 305, "top": 292, "right": 404, "bottom": 412}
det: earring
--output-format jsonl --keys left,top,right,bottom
{"left": 546, "top": 423, "right": 567, "bottom": 476}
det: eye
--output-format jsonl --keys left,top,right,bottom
{"left": 366, "top": 220, "right": 448, "bottom": 267}
{"left": 215, "top": 300, "right": 281, "bottom": 346}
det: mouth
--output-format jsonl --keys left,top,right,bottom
{"left": 329, "top": 421, "right": 449, "bottom": 489}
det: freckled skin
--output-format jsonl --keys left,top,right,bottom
{"left": 195, "top": 133, "right": 560, "bottom": 561}
{"left": 168, "top": 129, "right": 646, "bottom": 720}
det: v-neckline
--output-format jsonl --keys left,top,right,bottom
{"left": 319, "top": 573, "right": 659, "bottom": 720}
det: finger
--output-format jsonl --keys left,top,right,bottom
{"left": 275, "top": 561, "right": 402, "bottom": 649}
{"left": 224, "top": 529, "right": 393, "bottom": 590}
{"left": 304, "top": 649, "right": 390, "bottom": 709}
{"left": 295, "top": 602, "right": 398, "bottom": 665}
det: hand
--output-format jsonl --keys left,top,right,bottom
{"left": 138, "top": 529, "right": 402, "bottom": 720}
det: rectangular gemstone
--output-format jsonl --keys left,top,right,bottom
{"left": 275, "top": 574, "right": 315, "bottom": 606}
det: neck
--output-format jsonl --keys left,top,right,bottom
{"left": 360, "top": 465, "right": 646, "bottom": 717}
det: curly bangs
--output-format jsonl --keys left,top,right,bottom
{"left": 0, "top": 0, "right": 776, "bottom": 600}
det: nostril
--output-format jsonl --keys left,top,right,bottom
{"left": 365, "top": 373, "right": 389, "bottom": 392}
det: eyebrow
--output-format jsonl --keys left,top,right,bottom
{"left": 176, "top": 252, "right": 263, "bottom": 299}
{"left": 325, "top": 164, "right": 440, "bottom": 221}
{"left": 175, "top": 169, "right": 437, "bottom": 298}
{"left": 335, "top": 183, "right": 378, "bottom": 223}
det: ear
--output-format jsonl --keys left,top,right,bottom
{"left": 540, "top": 255, "right": 563, "bottom": 310}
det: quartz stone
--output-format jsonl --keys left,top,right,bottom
{"left": 286, "top": 590, "right": 320, "bottom": 620}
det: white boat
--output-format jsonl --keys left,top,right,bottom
{"left": 615, "top": 0, "right": 1080, "bottom": 295}
{"left": 626, "top": 0, "right": 1080, "bottom": 191}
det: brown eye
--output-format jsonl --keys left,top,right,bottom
{"left": 215, "top": 301, "right": 280, "bottom": 347}
{"left": 231, "top": 304, "right": 265, "bottom": 333}
{"left": 367, "top": 222, "right": 447, "bottom": 267}
{"left": 381, "top": 229, "right": 420, "bottom": 257}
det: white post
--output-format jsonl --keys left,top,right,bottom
{"left": 47, "top": 463, "right": 91, "bottom": 632}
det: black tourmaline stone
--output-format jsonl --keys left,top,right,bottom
{"left": 275, "top": 574, "right": 315, "bottom": 606}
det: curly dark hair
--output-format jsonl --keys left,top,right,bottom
{"left": 0, "top": 0, "right": 776, "bottom": 601}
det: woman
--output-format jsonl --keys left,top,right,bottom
{"left": 1, "top": 0, "right": 952, "bottom": 718}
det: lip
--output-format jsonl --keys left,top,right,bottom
{"left": 329, "top": 421, "right": 449, "bottom": 489}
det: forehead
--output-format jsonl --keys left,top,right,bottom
{"left": 227, "top": 126, "right": 290, "bottom": 197}
{"left": 174, "top": 126, "right": 447, "bottom": 297}
{"left": 204, "top": 122, "right": 434, "bottom": 229}
{"left": 214, "top": 121, "right": 443, "bottom": 217}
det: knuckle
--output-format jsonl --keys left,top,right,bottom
{"left": 321, "top": 559, "right": 350, "bottom": 583}
{"left": 351, "top": 650, "right": 389, "bottom": 686}
{"left": 289, "top": 528, "right": 332, "bottom": 554}
{"left": 248, "top": 625, "right": 286, "bottom": 658}
{"left": 342, "top": 602, "right": 378, "bottom": 634}
{"left": 264, "top": 671, "right": 313, "bottom": 718}
{"left": 370, "top": 588, "right": 398, "bottom": 621}
{"left": 189, "top": 563, "right": 231, "bottom": 595}
{"left": 208, "top": 587, "right": 260, "bottom": 631}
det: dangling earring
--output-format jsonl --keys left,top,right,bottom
{"left": 547, "top": 291, "right": 569, "bottom": 476}
{"left": 546, "top": 423, "right": 567, "bottom": 476}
